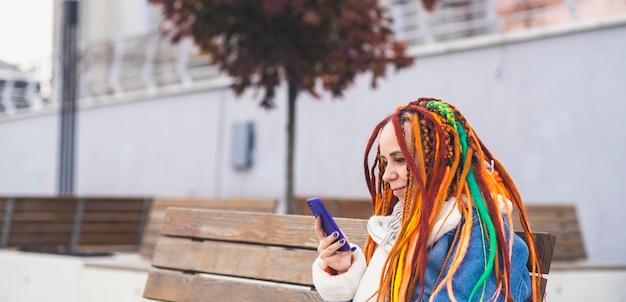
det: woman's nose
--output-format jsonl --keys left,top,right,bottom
{"left": 382, "top": 166, "right": 396, "bottom": 182}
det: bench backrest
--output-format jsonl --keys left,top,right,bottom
{"left": 143, "top": 208, "right": 555, "bottom": 302}
{"left": 296, "top": 196, "right": 374, "bottom": 219}
{"left": 512, "top": 204, "right": 586, "bottom": 261}
{"left": 139, "top": 197, "right": 278, "bottom": 258}
{"left": 297, "top": 197, "right": 584, "bottom": 261}
{"left": 0, "top": 196, "right": 151, "bottom": 252}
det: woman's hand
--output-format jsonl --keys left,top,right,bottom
{"left": 315, "top": 216, "right": 354, "bottom": 273}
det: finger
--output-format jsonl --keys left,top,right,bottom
{"left": 317, "top": 232, "right": 339, "bottom": 254}
{"left": 320, "top": 240, "right": 351, "bottom": 260}
{"left": 314, "top": 216, "right": 326, "bottom": 239}
{"left": 331, "top": 237, "right": 347, "bottom": 252}
{"left": 320, "top": 236, "right": 345, "bottom": 257}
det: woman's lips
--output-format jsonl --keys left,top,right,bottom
{"left": 392, "top": 186, "right": 405, "bottom": 195}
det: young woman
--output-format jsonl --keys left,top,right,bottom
{"left": 312, "top": 98, "right": 542, "bottom": 301}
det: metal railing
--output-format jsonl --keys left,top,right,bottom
{"left": 0, "top": 68, "right": 47, "bottom": 114}
{"left": 0, "top": 0, "right": 624, "bottom": 116}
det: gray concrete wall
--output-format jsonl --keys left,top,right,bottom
{"left": 296, "top": 24, "right": 626, "bottom": 263}
{"left": 0, "top": 24, "right": 624, "bottom": 262}
{"left": 74, "top": 88, "right": 287, "bottom": 200}
{"left": 0, "top": 113, "right": 58, "bottom": 195}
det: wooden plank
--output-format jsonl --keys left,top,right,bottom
{"left": 523, "top": 204, "right": 577, "bottom": 211}
{"left": 79, "top": 233, "right": 139, "bottom": 245}
{"left": 10, "top": 213, "right": 75, "bottom": 221}
{"left": 152, "top": 198, "right": 277, "bottom": 212}
{"left": 8, "top": 233, "right": 72, "bottom": 246}
{"left": 83, "top": 200, "right": 146, "bottom": 212}
{"left": 9, "top": 222, "right": 139, "bottom": 233}
{"left": 139, "top": 198, "right": 278, "bottom": 258}
{"left": 80, "top": 213, "right": 144, "bottom": 221}
{"left": 152, "top": 236, "right": 318, "bottom": 286}
{"left": 334, "top": 198, "right": 373, "bottom": 219}
{"left": 144, "top": 269, "right": 322, "bottom": 302}
{"left": 75, "top": 244, "right": 137, "bottom": 252}
{"left": 160, "top": 208, "right": 369, "bottom": 248}
{"left": 10, "top": 222, "right": 74, "bottom": 232}
{"left": 10, "top": 198, "right": 77, "bottom": 212}
{"left": 552, "top": 239, "right": 585, "bottom": 246}
{"left": 295, "top": 197, "right": 372, "bottom": 218}
{"left": 523, "top": 217, "right": 580, "bottom": 224}
{"left": 81, "top": 222, "right": 142, "bottom": 232}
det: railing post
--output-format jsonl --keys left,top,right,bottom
{"left": 176, "top": 38, "right": 193, "bottom": 87}
{"left": 416, "top": 0, "right": 434, "bottom": 44}
{"left": 564, "top": 0, "right": 579, "bottom": 21}
{"left": 136, "top": 198, "right": 152, "bottom": 248}
{"left": 108, "top": 37, "right": 125, "bottom": 97}
{"left": 70, "top": 198, "right": 85, "bottom": 251}
{"left": 1, "top": 79, "right": 15, "bottom": 114}
{"left": 78, "top": 42, "right": 95, "bottom": 101}
{"left": 487, "top": 0, "right": 502, "bottom": 33}
{"left": 1, "top": 198, "right": 15, "bottom": 248}
{"left": 23, "top": 68, "right": 39, "bottom": 109}
{"left": 142, "top": 34, "right": 159, "bottom": 94}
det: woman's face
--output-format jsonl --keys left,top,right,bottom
{"left": 380, "top": 122, "right": 409, "bottom": 203}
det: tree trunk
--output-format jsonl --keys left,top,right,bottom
{"left": 285, "top": 79, "right": 298, "bottom": 214}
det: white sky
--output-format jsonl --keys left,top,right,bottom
{"left": 0, "top": 0, "right": 53, "bottom": 68}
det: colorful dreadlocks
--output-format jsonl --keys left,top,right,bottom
{"left": 362, "top": 98, "right": 542, "bottom": 301}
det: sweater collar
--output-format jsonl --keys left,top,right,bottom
{"left": 367, "top": 197, "right": 463, "bottom": 250}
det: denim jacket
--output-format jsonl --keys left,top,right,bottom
{"left": 414, "top": 215, "right": 532, "bottom": 301}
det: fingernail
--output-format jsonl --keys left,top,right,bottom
{"left": 339, "top": 239, "right": 345, "bottom": 244}
{"left": 332, "top": 231, "right": 338, "bottom": 237}
{"left": 351, "top": 246, "right": 357, "bottom": 252}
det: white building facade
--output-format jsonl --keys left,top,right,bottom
{"left": 1, "top": 0, "right": 625, "bottom": 265}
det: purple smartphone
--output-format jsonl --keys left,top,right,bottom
{"left": 306, "top": 197, "right": 350, "bottom": 251}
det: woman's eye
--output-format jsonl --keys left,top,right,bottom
{"left": 394, "top": 157, "right": 405, "bottom": 164}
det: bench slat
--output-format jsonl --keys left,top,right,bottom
{"left": 152, "top": 197, "right": 276, "bottom": 210}
{"left": 160, "top": 208, "right": 370, "bottom": 248}
{"left": 152, "top": 236, "right": 317, "bottom": 285}
{"left": 139, "top": 198, "right": 278, "bottom": 258}
{"left": 144, "top": 269, "right": 323, "bottom": 302}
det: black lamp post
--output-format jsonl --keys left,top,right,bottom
{"left": 58, "top": 0, "right": 78, "bottom": 195}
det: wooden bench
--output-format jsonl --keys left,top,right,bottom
{"left": 142, "top": 208, "right": 555, "bottom": 301}
{"left": 0, "top": 196, "right": 151, "bottom": 254}
{"left": 139, "top": 197, "right": 278, "bottom": 259}
{"left": 512, "top": 204, "right": 586, "bottom": 261}
{"left": 297, "top": 197, "right": 585, "bottom": 262}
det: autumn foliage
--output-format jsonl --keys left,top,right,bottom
{"left": 148, "top": 0, "right": 414, "bottom": 108}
